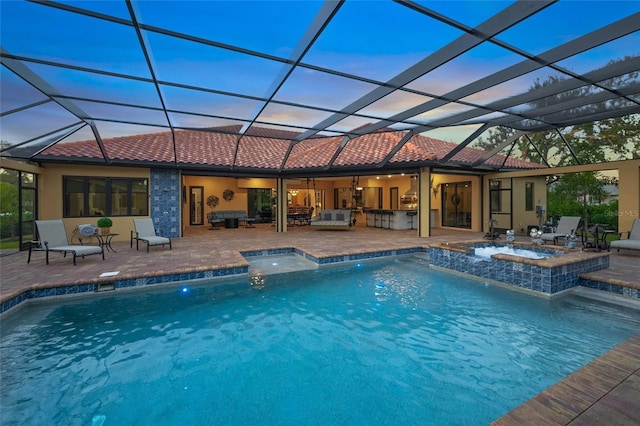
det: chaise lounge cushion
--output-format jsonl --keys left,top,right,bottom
{"left": 132, "top": 218, "right": 172, "bottom": 252}
{"left": 609, "top": 240, "right": 640, "bottom": 251}
{"left": 540, "top": 216, "right": 582, "bottom": 245}
{"left": 32, "top": 219, "right": 104, "bottom": 265}
{"left": 609, "top": 218, "right": 640, "bottom": 252}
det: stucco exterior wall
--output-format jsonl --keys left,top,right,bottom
{"left": 489, "top": 159, "right": 640, "bottom": 232}
{"left": 512, "top": 177, "right": 547, "bottom": 234}
{"left": 38, "top": 164, "right": 150, "bottom": 242}
{"left": 617, "top": 161, "right": 640, "bottom": 232}
{"left": 26, "top": 158, "right": 639, "bottom": 241}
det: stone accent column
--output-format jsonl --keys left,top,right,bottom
{"left": 150, "top": 168, "right": 180, "bottom": 238}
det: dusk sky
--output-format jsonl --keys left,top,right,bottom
{"left": 1, "top": 0, "right": 639, "bottom": 147}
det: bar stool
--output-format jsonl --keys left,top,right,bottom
{"left": 407, "top": 211, "right": 417, "bottom": 229}
{"left": 387, "top": 211, "right": 394, "bottom": 229}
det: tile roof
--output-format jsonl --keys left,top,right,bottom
{"left": 39, "top": 126, "right": 545, "bottom": 172}
{"left": 285, "top": 137, "right": 344, "bottom": 169}
{"left": 175, "top": 130, "right": 236, "bottom": 166}
{"left": 391, "top": 134, "right": 441, "bottom": 163}
{"left": 235, "top": 136, "right": 291, "bottom": 169}
{"left": 334, "top": 131, "right": 409, "bottom": 166}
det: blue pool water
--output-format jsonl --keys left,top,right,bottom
{"left": 2, "top": 255, "right": 639, "bottom": 425}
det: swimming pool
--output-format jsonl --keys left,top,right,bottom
{"left": 2, "top": 255, "right": 639, "bottom": 425}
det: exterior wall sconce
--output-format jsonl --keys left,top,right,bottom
{"left": 431, "top": 177, "right": 440, "bottom": 197}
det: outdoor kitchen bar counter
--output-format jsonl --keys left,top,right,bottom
{"left": 364, "top": 209, "right": 417, "bottom": 230}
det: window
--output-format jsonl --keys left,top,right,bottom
{"left": 0, "top": 167, "right": 37, "bottom": 252}
{"left": 490, "top": 180, "right": 502, "bottom": 213}
{"left": 89, "top": 178, "right": 106, "bottom": 215}
{"left": 334, "top": 187, "right": 381, "bottom": 209}
{"left": 63, "top": 176, "right": 148, "bottom": 217}
{"left": 111, "top": 179, "right": 128, "bottom": 216}
{"left": 525, "top": 182, "right": 534, "bottom": 211}
{"left": 248, "top": 188, "right": 275, "bottom": 222}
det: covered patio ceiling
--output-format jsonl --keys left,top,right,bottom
{"left": 1, "top": 0, "right": 639, "bottom": 176}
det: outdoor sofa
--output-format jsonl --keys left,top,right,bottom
{"left": 207, "top": 210, "right": 256, "bottom": 229}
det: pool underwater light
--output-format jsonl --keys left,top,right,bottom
{"left": 92, "top": 414, "right": 106, "bottom": 426}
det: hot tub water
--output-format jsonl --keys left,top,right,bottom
{"left": 473, "top": 245, "right": 550, "bottom": 259}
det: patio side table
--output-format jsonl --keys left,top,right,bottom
{"left": 96, "top": 233, "right": 119, "bottom": 253}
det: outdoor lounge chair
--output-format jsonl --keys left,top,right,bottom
{"left": 540, "top": 216, "right": 582, "bottom": 245}
{"left": 609, "top": 218, "right": 640, "bottom": 253}
{"left": 29, "top": 219, "right": 104, "bottom": 265}
{"left": 131, "top": 218, "right": 172, "bottom": 252}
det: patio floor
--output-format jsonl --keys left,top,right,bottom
{"left": 1, "top": 223, "right": 639, "bottom": 424}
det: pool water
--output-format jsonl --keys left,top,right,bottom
{"left": 2, "top": 255, "right": 639, "bottom": 425}
{"left": 246, "top": 253, "right": 318, "bottom": 275}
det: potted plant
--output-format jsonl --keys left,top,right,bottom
{"left": 97, "top": 217, "right": 113, "bottom": 235}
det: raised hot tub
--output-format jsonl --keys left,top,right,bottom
{"left": 429, "top": 241, "right": 609, "bottom": 296}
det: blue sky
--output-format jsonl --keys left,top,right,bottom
{"left": 1, "top": 0, "right": 639, "bottom": 146}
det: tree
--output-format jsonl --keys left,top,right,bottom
{"left": 551, "top": 172, "right": 607, "bottom": 203}
{"left": 547, "top": 172, "right": 618, "bottom": 229}
{"left": 0, "top": 181, "right": 19, "bottom": 238}
{"left": 475, "top": 59, "right": 638, "bottom": 229}
{"left": 564, "top": 114, "right": 640, "bottom": 163}
{"left": 476, "top": 57, "right": 640, "bottom": 166}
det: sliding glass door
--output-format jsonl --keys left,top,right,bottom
{"left": 441, "top": 182, "right": 472, "bottom": 228}
{"left": 189, "top": 186, "right": 204, "bottom": 226}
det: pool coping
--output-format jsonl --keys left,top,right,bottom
{"left": 0, "top": 246, "right": 426, "bottom": 314}
{"left": 431, "top": 239, "right": 607, "bottom": 268}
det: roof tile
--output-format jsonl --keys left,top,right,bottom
{"left": 175, "top": 130, "right": 236, "bottom": 166}
{"left": 39, "top": 126, "right": 544, "bottom": 170}
{"left": 235, "top": 136, "right": 290, "bottom": 169}
{"left": 333, "top": 131, "right": 405, "bottom": 166}
{"left": 285, "top": 137, "right": 343, "bottom": 169}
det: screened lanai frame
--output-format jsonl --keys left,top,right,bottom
{"left": 1, "top": 0, "right": 639, "bottom": 176}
